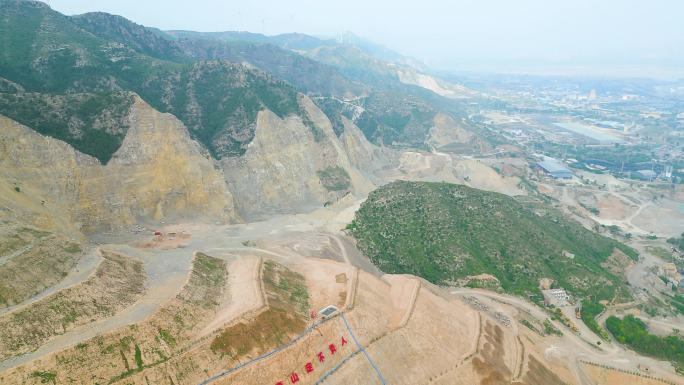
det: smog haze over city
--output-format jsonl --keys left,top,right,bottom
{"left": 48, "top": 0, "right": 684, "bottom": 78}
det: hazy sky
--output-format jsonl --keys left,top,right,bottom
{"left": 48, "top": 0, "right": 684, "bottom": 78}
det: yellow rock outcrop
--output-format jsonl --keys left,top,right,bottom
{"left": 0, "top": 96, "right": 236, "bottom": 234}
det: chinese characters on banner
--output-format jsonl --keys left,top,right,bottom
{"left": 274, "top": 336, "right": 349, "bottom": 384}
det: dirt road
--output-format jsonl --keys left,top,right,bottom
{"left": 0, "top": 246, "right": 101, "bottom": 316}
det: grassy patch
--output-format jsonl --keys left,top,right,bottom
{"left": 520, "top": 319, "right": 539, "bottom": 334}
{"left": 157, "top": 328, "right": 176, "bottom": 348}
{"left": 30, "top": 371, "right": 56, "bottom": 384}
{"left": 134, "top": 344, "right": 143, "bottom": 370}
{"left": 63, "top": 242, "right": 82, "bottom": 254}
{"left": 211, "top": 260, "right": 309, "bottom": 358}
{"left": 543, "top": 319, "right": 563, "bottom": 337}
{"left": 317, "top": 166, "right": 351, "bottom": 192}
{"left": 209, "top": 308, "right": 306, "bottom": 357}
{"left": 667, "top": 295, "right": 684, "bottom": 316}
{"left": 648, "top": 246, "right": 684, "bottom": 269}
{"left": 667, "top": 233, "right": 684, "bottom": 251}
{"left": 0, "top": 232, "right": 81, "bottom": 307}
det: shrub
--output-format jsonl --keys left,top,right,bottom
{"left": 317, "top": 166, "right": 351, "bottom": 191}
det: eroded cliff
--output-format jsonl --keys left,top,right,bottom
{"left": 0, "top": 96, "right": 237, "bottom": 234}
{"left": 220, "top": 95, "right": 380, "bottom": 219}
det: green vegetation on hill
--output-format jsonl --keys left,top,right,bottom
{"left": 71, "top": 12, "right": 188, "bottom": 62}
{"left": 348, "top": 181, "right": 636, "bottom": 301}
{"left": 0, "top": 92, "right": 133, "bottom": 163}
{"left": 172, "top": 38, "right": 365, "bottom": 97}
{"left": 158, "top": 61, "right": 301, "bottom": 157}
{"left": 0, "top": 0, "right": 308, "bottom": 159}
{"left": 606, "top": 315, "right": 684, "bottom": 372}
{"left": 0, "top": 1, "right": 483, "bottom": 160}
{"left": 355, "top": 92, "right": 437, "bottom": 147}
{"left": 313, "top": 97, "right": 353, "bottom": 136}
{"left": 580, "top": 301, "right": 610, "bottom": 340}
{"left": 315, "top": 91, "right": 441, "bottom": 148}
{"left": 317, "top": 166, "right": 351, "bottom": 191}
{"left": 169, "top": 28, "right": 481, "bottom": 150}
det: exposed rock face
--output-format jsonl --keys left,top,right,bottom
{"left": 339, "top": 116, "right": 395, "bottom": 181}
{"left": 395, "top": 69, "right": 478, "bottom": 99}
{"left": 1, "top": 92, "right": 389, "bottom": 229}
{"left": 0, "top": 96, "right": 236, "bottom": 234}
{"left": 221, "top": 96, "right": 378, "bottom": 220}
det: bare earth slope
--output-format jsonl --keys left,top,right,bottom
{"left": 220, "top": 95, "right": 378, "bottom": 219}
{"left": 0, "top": 96, "right": 237, "bottom": 234}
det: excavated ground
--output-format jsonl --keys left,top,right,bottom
{"left": 0, "top": 192, "right": 683, "bottom": 385}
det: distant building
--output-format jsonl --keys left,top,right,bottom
{"left": 633, "top": 169, "right": 657, "bottom": 181}
{"left": 542, "top": 288, "right": 570, "bottom": 307}
{"left": 536, "top": 158, "right": 573, "bottom": 179}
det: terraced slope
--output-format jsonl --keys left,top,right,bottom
{"left": 0, "top": 251, "right": 145, "bottom": 360}
{"left": 348, "top": 181, "right": 637, "bottom": 302}
{"left": 0, "top": 257, "right": 311, "bottom": 384}
{"left": 0, "top": 225, "right": 82, "bottom": 308}
{"left": 0, "top": 252, "right": 226, "bottom": 384}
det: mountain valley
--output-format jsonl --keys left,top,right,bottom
{"left": 1, "top": 1, "right": 684, "bottom": 384}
